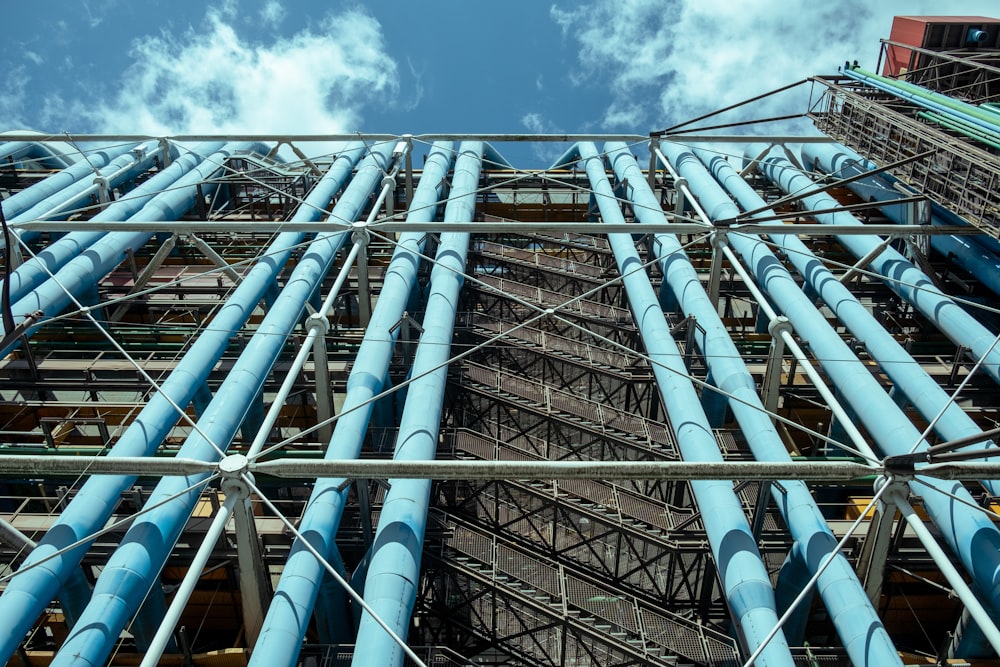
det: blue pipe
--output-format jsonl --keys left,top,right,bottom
{"left": 0, "top": 143, "right": 366, "bottom": 664}
{"left": 750, "top": 143, "right": 1000, "bottom": 483}
{"left": 0, "top": 142, "right": 136, "bottom": 221}
{"left": 612, "top": 142, "right": 900, "bottom": 667}
{"left": 752, "top": 148, "right": 1000, "bottom": 389}
{"left": 801, "top": 142, "right": 1000, "bottom": 297}
{"left": 578, "top": 142, "right": 794, "bottom": 666}
{"left": 2, "top": 142, "right": 225, "bottom": 313}
{"left": 49, "top": 142, "right": 395, "bottom": 667}
{"left": 249, "top": 142, "right": 455, "bottom": 666}
{"left": 9, "top": 141, "right": 169, "bottom": 249}
{"left": 351, "top": 142, "right": 484, "bottom": 667}
{"left": 0, "top": 142, "right": 250, "bottom": 353}
{"left": 0, "top": 140, "right": 71, "bottom": 169}
{"left": 721, "top": 146, "right": 1000, "bottom": 621}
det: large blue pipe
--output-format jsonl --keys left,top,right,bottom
{"left": 2, "top": 142, "right": 226, "bottom": 315}
{"left": 49, "top": 143, "right": 395, "bottom": 667}
{"left": 0, "top": 142, "right": 247, "bottom": 351}
{"left": 351, "top": 142, "right": 483, "bottom": 667}
{"left": 575, "top": 142, "right": 794, "bottom": 666}
{"left": 0, "top": 143, "right": 366, "bottom": 664}
{"left": 610, "top": 142, "right": 900, "bottom": 667}
{"left": 0, "top": 140, "right": 71, "bottom": 169}
{"left": 801, "top": 142, "right": 1000, "bottom": 297}
{"left": 699, "top": 145, "right": 1000, "bottom": 488}
{"left": 8, "top": 140, "right": 169, "bottom": 250}
{"left": 752, "top": 148, "right": 1000, "bottom": 388}
{"left": 249, "top": 143, "right": 455, "bottom": 666}
{"left": 692, "top": 145, "right": 1000, "bottom": 622}
{"left": 1, "top": 142, "right": 136, "bottom": 221}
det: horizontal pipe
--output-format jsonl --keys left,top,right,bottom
{"left": 0, "top": 454, "right": 875, "bottom": 480}
{"left": 0, "top": 133, "right": 835, "bottom": 144}
{"left": 3, "top": 453, "right": 1000, "bottom": 482}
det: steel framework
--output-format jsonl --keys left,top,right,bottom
{"left": 0, "top": 130, "right": 998, "bottom": 667}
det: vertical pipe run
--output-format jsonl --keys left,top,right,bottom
{"left": 691, "top": 144, "right": 1000, "bottom": 623}
{"left": 0, "top": 143, "right": 366, "bottom": 666}
{"left": 350, "top": 142, "right": 483, "bottom": 667}
{"left": 611, "top": 142, "right": 899, "bottom": 667}
{"left": 714, "top": 144, "right": 1000, "bottom": 489}
{"left": 805, "top": 143, "right": 1000, "bottom": 296}
{"left": 578, "top": 142, "right": 794, "bottom": 667}
{"left": 751, "top": 147, "right": 1000, "bottom": 387}
{"left": 351, "top": 142, "right": 484, "bottom": 667}
{"left": 250, "top": 142, "right": 456, "bottom": 667}
{"left": 2, "top": 142, "right": 223, "bottom": 310}
{"left": 41, "top": 144, "right": 393, "bottom": 667}
{"left": 1, "top": 141, "right": 136, "bottom": 222}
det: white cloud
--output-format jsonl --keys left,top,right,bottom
{"left": 23, "top": 51, "right": 43, "bottom": 66}
{"left": 521, "top": 112, "right": 566, "bottom": 164}
{"left": 81, "top": 0, "right": 103, "bottom": 28}
{"left": 552, "top": 0, "right": 1000, "bottom": 132}
{"left": 0, "top": 66, "right": 30, "bottom": 128}
{"left": 65, "top": 6, "right": 398, "bottom": 144}
{"left": 259, "top": 0, "right": 286, "bottom": 26}
{"left": 403, "top": 57, "right": 425, "bottom": 112}
{"left": 522, "top": 112, "right": 549, "bottom": 134}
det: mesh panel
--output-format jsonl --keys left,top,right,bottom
{"left": 565, "top": 575, "right": 639, "bottom": 633}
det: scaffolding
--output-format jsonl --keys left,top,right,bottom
{"left": 0, "top": 127, "right": 998, "bottom": 667}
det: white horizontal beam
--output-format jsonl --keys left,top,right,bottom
{"left": 0, "top": 453, "right": 995, "bottom": 482}
{"left": 11, "top": 220, "right": 975, "bottom": 237}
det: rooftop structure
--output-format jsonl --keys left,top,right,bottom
{"left": 2, "top": 16, "right": 1000, "bottom": 667}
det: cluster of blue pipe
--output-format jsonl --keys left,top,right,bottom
{"left": 2, "top": 129, "right": 1000, "bottom": 666}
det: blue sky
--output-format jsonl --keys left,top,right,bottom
{"left": 3, "top": 0, "right": 999, "bottom": 166}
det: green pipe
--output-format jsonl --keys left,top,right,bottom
{"left": 851, "top": 65, "right": 1000, "bottom": 131}
{"left": 917, "top": 111, "right": 1000, "bottom": 150}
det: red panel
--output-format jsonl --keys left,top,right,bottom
{"left": 882, "top": 16, "right": 1000, "bottom": 76}
{"left": 884, "top": 16, "right": 930, "bottom": 76}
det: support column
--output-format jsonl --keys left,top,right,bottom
{"left": 353, "top": 225, "right": 372, "bottom": 327}
{"left": 707, "top": 229, "right": 727, "bottom": 305}
{"left": 647, "top": 138, "right": 659, "bottom": 191}
{"left": 857, "top": 487, "right": 898, "bottom": 604}
{"left": 403, "top": 134, "right": 414, "bottom": 207}
{"left": 308, "top": 312, "right": 334, "bottom": 445}
{"left": 762, "top": 317, "right": 791, "bottom": 420}
{"left": 111, "top": 235, "right": 177, "bottom": 321}
{"left": 233, "top": 486, "right": 272, "bottom": 647}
